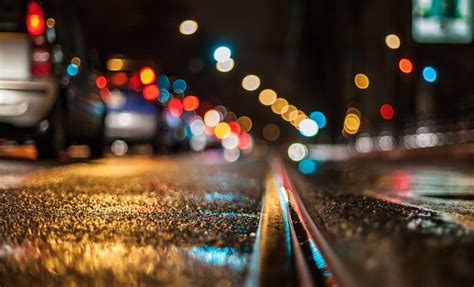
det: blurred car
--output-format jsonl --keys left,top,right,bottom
{"left": 104, "top": 88, "right": 160, "bottom": 151}
{"left": 0, "top": 0, "right": 106, "bottom": 159}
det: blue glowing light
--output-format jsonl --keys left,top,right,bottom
{"left": 310, "top": 111, "right": 327, "bottom": 129}
{"left": 158, "top": 88, "right": 170, "bottom": 103}
{"left": 187, "top": 246, "right": 247, "bottom": 272}
{"left": 298, "top": 159, "right": 317, "bottom": 174}
{"left": 66, "top": 64, "right": 79, "bottom": 76}
{"left": 213, "top": 46, "right": 231, "bottom": 62}
{"left": 422, "top": 66, "right": 437, "bottom": 83}
{"left": 157, "top": 75, "right": 170, "bottom": 89}
{"left": 173, "top": 79, "right": 187, "bottom": 93}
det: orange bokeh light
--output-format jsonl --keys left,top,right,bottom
{"left": 143, "top": 84, "right": 159, "bottom": 100}
{"left": 182, "top": 95, "right": 200, "bottom": 111}
{"left": 399, "top": 58, "right": 413, "bottom": 74}
{"left": 139, "top": 67, "right": 156, "bottom": 85}
{"left": 110, "top": 72, "right": 128, "bottom": 86}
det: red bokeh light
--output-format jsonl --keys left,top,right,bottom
{"left": 100, "top": 88, "right": 110, "bottom": 100}
{"left": 229, "top": 121, "right": 241, "bottom": 135}
{"left": 399, "top": 58, "right": 413, "bottom": 74}
{"left": 238, "top": 132, "right": 252, "bottom": 150}
{"left": 110, "top": 72, "right": 128, "bottom": 86}
{"left": 182, "top": 96, "right": 200, "bottom": 111}
{"left": 96, "top": 76, "right": 107, "bottom": 89}
{"left": 380, "top": 104, "right": 394, "bottom": 120}
{"left": 143, "top": 84, "right": 159, "bottom": 100}
{"left": 129, "top": 73, "right": 142, "bottom": 91}
{"left": 168, "top": 98, "right": 183, "bottom": 117}
{"left": 26, "top": 1, "right": 45, "bottom": 36}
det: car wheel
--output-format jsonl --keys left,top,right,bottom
{"left": 35, "top": 104, "right": 67, "bottom": 160}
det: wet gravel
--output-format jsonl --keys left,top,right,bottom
{"left": 0, "top": 155, "right": 266, "bottom": 287}
{"left": 288, "top": 159, "right": 474, "bottom": 287}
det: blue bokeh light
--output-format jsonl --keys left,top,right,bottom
{"left": 298, "top": 159, "right": 317, "bottom": 174}
{"left": 422, "top": 66, "right": 437, "bottom": 83}
{"left": 157, "top": 75, "right": 170, "bottom": 89}
{"left": 173, "top": 79, "right": 187, "bottom": 93}
{"left": 66, "top": 64, "right": 79, "bottom": 77}
{"left": 158, "top": 88, "right": 170, "bottom": 103}
{"left": 310, "top": 111, "right": 327, "bottom": 129}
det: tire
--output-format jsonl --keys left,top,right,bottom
{"left": 35, "top": 104, "right": 67, "bottom": 160}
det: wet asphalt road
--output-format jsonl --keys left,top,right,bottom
{"left": 289, "top": 159, "right": 474, "bottom": 287}
{"left": 0, "top": 153, "right": 266, "bottom": 287}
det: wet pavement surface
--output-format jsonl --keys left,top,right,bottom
{"left": 0, "top": 154, "right": 266, "bottom": 287}
{"left": 289, "top": 159, "right": 474, "bottom": 287}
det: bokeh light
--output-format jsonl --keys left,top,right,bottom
{"left": 216, "top": 58, "right": 234, "bottom": 72}
{"left": 215, "top": 122, "right": 231, "bottom": 139}
{"left": 96, "top": 76, "right": 107, "bottom": 89}
{"left": 139, "top": 67, "right": 156, "bottom": 85}
{"left": 262, "top": 124, "right": 280, "bottom": 141}
{"left": 173, "top": 79, "right": 187, "bottom": 93}
{"left": 213, "top": 46, "right": 231, "bottom": 63}
{"left": 168, "top": 98, "right": 183, "bottom": 117}
{"left": 224, "top": 148, "right": 240, "bottom": 162}
{"left": 110, "top": 72, "right": 128, "bottom": 86}
{"left": 142, "top": 84, "right": 159, "bottom": 100}
{"left": 242, "top": 75, "right": 261, "bottom": 91}
{"left": 183, "top": 96, "right": 200, "bottom": 111}
{"left": 399, "top": 58, "right": 413, "bottom": 74}
{"left": 271, "top": 98, "right": 289, "bottom": 114}
{"left": 343, "top": 113, "right": 361, "bottom": 135}
{"left": 354, "top": 73, "right": 369, "bottom": 89}
{"left": 157, "top": 75, "right": 170, "bottom": 89}
{"left": 282, "top": 105, "right": 297, "bottom": 121}
{"left": 380, "top": 104, "right": 394, "bottom": 120}
{"left": 288, "top": 143, "right": 307, "bottom": 162}
{"left": 190, "top": 118, "right": 205, "bottom": 136}
{"left": 222, "top": 133, "right": 239, "bottom": 149}
{"left": 71, "top": 57, "right": 81, "bottom": 67}
{"left": 237, "top": 116, "right": 252, "bottom": 132}
{"left": 238, "top": 132, "right": 252, "bottom": 150}
{"left": 259, "top": 89, "right": 277, "bottom": 106}
{"left": 67, "top": 64, "right": 79, "bottom": 76}
{"left": 385, "top": 34, "right": 400, "bottom": 49}
{"left": 107, "top": 59, "right": 123, "bottom": 71}
{"left": 422, "top": 66, "right": 437, "bottom": 83}
{"left": 229, "top": 121, "right": 241, "bottom": 134}
{"left": 298, "top": 159, "right": 317, "bottom": 174}
{"left": 179, "top": 20, "right": 198, "bottom": 35}
{"left": 158, "top": 89, "right": 170, "bottom": 103}
{"left": 299, "top": 119, "right": 319, "bottom": 137}
{"left": 204, "top": 110, "right": 221, "bottom": 127}
{"left": 292, "top": 112, "right": 308, "bottom": 128}
{"left": 309, "top": 111, "right": 327, "bottom": 129}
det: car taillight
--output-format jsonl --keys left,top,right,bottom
{"left": 26, "top": 1, "right": 45, "bottom": 36}
{"left": 31, "top": 47, "right": 51, "bottom": 76}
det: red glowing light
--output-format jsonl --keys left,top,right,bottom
{"left": 238, "top": 132, "right": 252, "bottom": 150}
{"left": 399, "top": 58, "right": 413, "bottom": 74}
{"left": 380, "top": 104, "right": 394, "bottom": 120}
{"left": 143, "top": 84, "right": 159, "bottom": 100}
{"left": 204, "top": 125, "right": 215, "bottom": 136}
{"left": 100, "top": 88, "right": 110, "bottom": 100}
{"left": 110, "top": 72, "right": 128, "bottom": 86}
{"left": 168, "top": 98, "right": 183, "bottom": 117}
{"left": 392, "top": 170, "right": 411, "bottom": 190}
{"left": 129, "top": 73, "right": 142, "bottom": 91}
{"left": 96, "top": 76, "right": 107, "bottom": 89}
{"left": 182, "top": 95, "right": 200, "bottom": 111}
{"left": 26, "top": 1, "right": 45, "bottom": 36}
{"left": 229, "top": 121, "right": 241, "bottom": 135}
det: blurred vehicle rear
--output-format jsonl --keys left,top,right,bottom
{"left": 0, "top": 0, "right": 106, "bottom": 159}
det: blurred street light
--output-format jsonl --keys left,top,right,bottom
{"left": 422, "top": 66, "right": 437, "bottom": 83}
{"left": 179, "top": 20, "right": 198, "bottom": 35}
{"left": 216, "top": 58, "right": 235, "bottom": 72}
{"left": 385, "top": 34, "right": 400, "bottom": 49}
{"left": 241, "top": 75, "right": 261, "bottom": 91}
{"left": 354, "top": 73, "right": 370, "bottom": 89}
{"left": 258, "top": 89, "right": 277, "bottom": 106}
{"left": 213, "top": 46, "right": 231, "bottom": 63}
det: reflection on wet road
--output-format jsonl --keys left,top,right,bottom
{"left": 0, "top": 155, "right": 265, "bottom": 286}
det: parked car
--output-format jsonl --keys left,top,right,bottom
{"left": 0, "top": 0, "right": 106, "bottom": 159}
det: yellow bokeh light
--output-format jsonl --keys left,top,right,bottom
{"left": 262, "top": 124, "right": 280, "bottom": 141}
{"left": 214, "top": 122, "right": 231, "bottom": 139}
{"left": 107, "top": 59, "right": 124, "bottom": 71}
{"left": 204, "top": 110, "right": 221, "bottom": 127}
{"left": 282, "top": 105, "right": 297, "bottom": 121}
{"left": 292, "top": 112, "right": 308, "bottom": 128}
{"left": 242, "top": 75, "right": 261, "bottom": 91}
{"left": 140, "top": 68, "right": 155, "bottom": 85}
{"left": 237, "top": 116, "right": 252, "bottom": 132}
{"left": 71, "top": 57, "right": 81, "bottom": 66}
{"left": 46, "top": 18, "right": 55, "bottom": 28}
{"left": 271, "top": 98, "right": 289, "bottom": 114}
{"left": 343, "top": 113, "right": 361, "bottom": 135}
{"left": 354, "top": 73, "right": 369, "bottom": 89}
{"left": 179, "top": 20, "right": 198, "bottom": 35}
{"left": 385, "top": 34, "right": 400, "bottom": 49}
{"left": 259, "top": 89, "right": 277, "bottom": 106}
